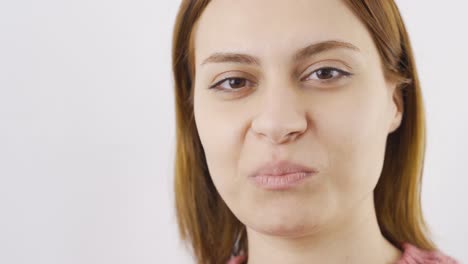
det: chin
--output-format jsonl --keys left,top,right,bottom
{"left": 249, "top": 216, "right": 320, "bottom": 238}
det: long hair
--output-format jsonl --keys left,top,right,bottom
{"left": 171, "top": 1, "right": 435, "bottom": 263}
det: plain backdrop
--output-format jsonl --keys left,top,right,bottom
{"left": 0, "top": 0, "right": 466, "bottom": 263}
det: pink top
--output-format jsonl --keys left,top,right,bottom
{"left": 227, "top": 242, "right": 459, "bottom": 264}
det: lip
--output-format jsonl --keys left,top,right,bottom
{"left": 249, "top": 160, "right": 318, "bottom": 190}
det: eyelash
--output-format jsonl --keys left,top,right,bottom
{"left": 208, "top": 67, "right": 352, "bottom": 92}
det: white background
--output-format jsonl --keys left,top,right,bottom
{"left": 0, "top": 0, "right": 466, "bottom": 263}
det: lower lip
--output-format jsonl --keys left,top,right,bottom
{"left": 250, "top": 172, "right": 314, "bottom": 190}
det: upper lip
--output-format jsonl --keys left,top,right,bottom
{"left": 250, "top": 160, "right": 318, "bottom": 177}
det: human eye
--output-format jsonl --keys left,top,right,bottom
{"left": 208, "top": 76, "right": 255, "bottom": 92}
{"left": 302, "top": 67, "right": 352, "bottom": 83}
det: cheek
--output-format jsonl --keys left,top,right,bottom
{"left": 317, "top": 87, "right": 390, "bottom": 194}
{"left": 194, "top": 95, "right": 246, "bottom": 192}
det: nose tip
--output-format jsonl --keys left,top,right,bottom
{"left": 250, "top": 107, "right": 308, "bottom": 144}
{"left": 252, "top": 120, "right": 307, "bottom": 144}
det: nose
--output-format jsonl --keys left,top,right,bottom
{"left": 250, "top": 85, "right": 308, "bottom": 145}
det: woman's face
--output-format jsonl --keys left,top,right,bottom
{"left": 193, "top": 0, "right": 403, "bottom": 237}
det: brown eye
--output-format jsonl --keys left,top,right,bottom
{"left": 316, "top": 68, "right": 335, "bottom": 79}
{"left": 305, "top": 67, "right": 351, "bottom": 82}
{"left": 210, "top": 77, "right": 253, "bottom": 92}
{"left": 227, "top": 78, "right": 246, "bottom": 89}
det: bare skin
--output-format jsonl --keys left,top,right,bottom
{"left": 192, "top": 0, "right": 404, "bottom": 263}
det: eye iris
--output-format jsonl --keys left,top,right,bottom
{"left": 229, "top": 78, "right": 245, "bottom": 88}
{"left": 316, "top": 68, "right": 334, "bottom": 79}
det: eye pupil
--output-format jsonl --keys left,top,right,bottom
{"left": 229, "top": 78, "right": 246, "bottom": 88}
{"left": 316, "top": 68, "right": 334, "bottom": 79}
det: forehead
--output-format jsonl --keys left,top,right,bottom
{"left": 193, "top": 0, "right": 375, "bottom": 66}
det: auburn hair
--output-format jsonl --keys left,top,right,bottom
{"left": 171, "top": 1, "right": 436, "bottom": 263}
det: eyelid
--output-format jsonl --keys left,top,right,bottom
{"left": 210, "top": 71, "right": 256, "bottom": 88}
{"left": 300, "top": 67, "right": 352, "bottom": 82}
{"left": 303, "top": 58, "right": 348, "bottom": 72}
{"left": 209, "top": 76, "right": 256, "bottom": 92}
{"left": 211, "top": 70, "right": 254, "bottom": 83}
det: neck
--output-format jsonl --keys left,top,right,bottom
{"left": 245, "top": 195, "right": 402, "bottom": 264}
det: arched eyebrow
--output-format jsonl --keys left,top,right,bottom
{"left": 200, "top": 40, "right": 360, "bottom": 67}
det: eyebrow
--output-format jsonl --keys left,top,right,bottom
{"left": 200, "top": 40, "right": 360, "bottom": 67}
